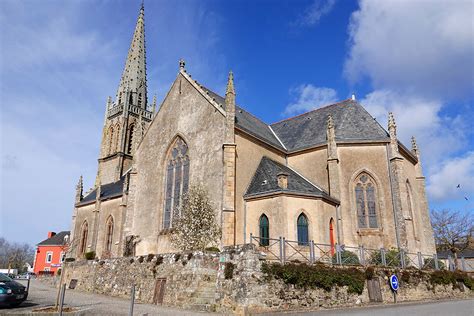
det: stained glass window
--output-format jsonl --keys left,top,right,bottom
{"left": 259, "top": 214, "right": 269, "bottom": 246}
{"left": 297, "top": 214, "right": 309, "bottom": 245}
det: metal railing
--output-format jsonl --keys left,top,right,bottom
{"left": 249, "top": 234, "right": 472, "bottom": 272}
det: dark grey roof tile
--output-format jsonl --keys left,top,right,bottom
{"left": 37, "top": 231, "right": 70, "bottom": 246}
{"left": 244, "top": 156, "right": 335, "bottom": 201}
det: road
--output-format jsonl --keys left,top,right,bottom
{"left": 1, "top": 279, "right": 472, "bottom": 315}
{"left": 0, "top": 279, "right": 215, "bottom": 315}
{"left": 262, "top": 299, "right": 474, "bottom": 316}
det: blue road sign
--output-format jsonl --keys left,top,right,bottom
{"left": 390, "top": 274, "right": 399, "bottom": 291}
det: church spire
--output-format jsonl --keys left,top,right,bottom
{"left": 116, "top": 3, "right": 147, "bottom": 109}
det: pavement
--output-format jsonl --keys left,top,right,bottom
{"left": 260, "top": 298, "right": 474, "bottom": 316}
{"left": 0, "top": 279, "right": 216, "bottom": 315}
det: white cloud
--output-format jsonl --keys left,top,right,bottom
{"left": 427, "top": 152, "right": 474, "bottom": 202}
{"left": 345, "top": 0, "right": 474, "bottom": 99}
{"left": 284, "top": 85, "right": 338, "bottom": 115}
{"left": 294, "top": 0, "right": 336, "bottom": 27}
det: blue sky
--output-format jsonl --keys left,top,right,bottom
{"left": 1, "top": 0, "right": 473, "bottom": 245}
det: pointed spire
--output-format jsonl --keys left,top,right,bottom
{"left": 411, "top": 136, "right": 420, "bottom": 157}
{"left": 327, "top": 114, "right": 337, "bottom": 159}
{"left": 75, "top": 175, "right": 83, "bottom": 203}
{"left": 388, "top": 112, "right": 397, "bottom": 136}
{"left": 226, "top": 71, "right": 235, "bottom": 96}
{"left": 388, "top": 112, "right": 400, "bottom": 157}
{"left": 116, "top": 3, "right": 147, "bottom": 109}
{"left": 225, "top": 71, "right": 236, "bottom": 112}
{"left": 179, "top": 59, "right": 186, "bottom": 71}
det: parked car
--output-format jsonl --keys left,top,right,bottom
{"left": 0, "top": 273, "right": 28, "bottom": 307}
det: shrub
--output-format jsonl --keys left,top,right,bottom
{"left": 422, "top": 257, "right": 445, "bottom": 270}
{"left": 56, "top": 269, "right": 62, "bottom": 276}
{"left": 430, "top": 270, "right": 473, "bottom": 290}
{"left": 205, "top": 247, "right": 220, "bottom": 252}
{"left": 224, "top": 262, "right": 235, "bottom": 280}
{"left": 262, "top": 262, "right": 365, "bottom": 294}
{"left": 370, "top": 249, "right": 408, "bottom": 267}
{"left": 146, "top": 254, "right": 155, "bottom": 262}
{"left": 332, "top": 250, "right": 360, "bottom": 265}
{"left": 84, "top": 251, "right": 95, "bottom": 260}
{"left": 365, "top": 266, "right": 375, "bottom": 280}
{"left": 156, "top": 256, "right": 163, "bottom": 266}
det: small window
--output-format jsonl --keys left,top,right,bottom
{"left": 46, "top": 252, "right": 53, "bottom": 263}
{"left": 297, "top": 213, "right": 309, "bottom": 245}
{"left": 259, "top": 214, "right": 269, "bottom": 246}
{"left": 60, "top": 252, "right": 66, "bottom": 263}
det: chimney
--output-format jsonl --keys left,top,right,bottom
{"left": 277, "top": 172, "right": 289, "bottom": 189}
{"left": 48, "top": 232, "right": 56, "bottom": 239}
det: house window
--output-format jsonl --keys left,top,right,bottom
{"left": 297, "top": 213, "right": 309, "bottom": 245}
{"left": 79, "top": 221, "right": 88, "bottom": 255}
{"left": 163, "top": 137, "right": 189, "bottom": 229}
{"left": 46, "top": 252, "right": 53, "bottom": 263}
{"left": 105, "top": 216, "right": 114, "bottom": 252}
{"left": 60, "top": 252, "right": 66, "bottom": 263}
{"left": 259, "top": 214, "right": 269, "bottom": 246}
{"left": 355, "top": 173, "right": 379, "bottom": 229}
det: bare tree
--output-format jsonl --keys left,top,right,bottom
{"left": 431, "top": 209, "right": 473, "bottom": 269}
{"left": 170, "top": 185, "right": 221, "bottom": 251}
{"left": 0, "top": 237, "right": 34, "bottom": 273}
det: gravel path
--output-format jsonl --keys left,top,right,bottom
{"left": 1, "top": 279, "right": 220, "bottom": 315}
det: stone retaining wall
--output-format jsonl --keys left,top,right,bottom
{"left": 60, "top": 244, "right": 473, "bottom": 314}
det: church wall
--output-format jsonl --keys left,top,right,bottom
{"left": 126, "top": 74, "right": 227, "bottom": 255}
{"left": 72, "top": 204, "right": 96, "bottom": 256}
{"left": 287, "top": 147, "right": 330, "bottom": 192}
{"left": 94, "top": 198, "right": 125, "bottom": 259}
{"left": 234, "top": 132, "right": 286, "bottom": 244}
{"left": 245, "top": 196, "right": 336, "bottom": 245}
{"left": 400, "top": 156, "right": 436, "bottom": 255}
{"left": 337, "top": 144, "right": 398, "bottom": 250}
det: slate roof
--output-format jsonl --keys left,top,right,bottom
{"left": 244, "top": 156, "right": 337, "bottom": 203}
{"left": 200, "top": 85, "right": 286, "bottom": 151}
{"left": 77, "top": 176, "right": 125, "bottom": 206}
{"left": 37, "top": 231, "right": 70, "bottom": 246}
{"left": 271, "top": 99, "right": 390, "bottom": 152}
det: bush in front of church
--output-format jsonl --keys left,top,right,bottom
{"left": 170, "top": 185, "right": 221, "bottom": 251}
{"left": 332, "top": 250, "right": 360, "bottom": 265}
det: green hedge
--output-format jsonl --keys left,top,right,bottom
{"left": 430, "top": 270, "right": 473, "bottom": 290}
{"left": 261, "top": 262, "right": 365, "bottom": 294}
{"left": 332, "top": 250, "right": 360, "bottom": 265}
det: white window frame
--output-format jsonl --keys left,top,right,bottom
{"left": 45, "top": 251, "right": 53, "bottom": 263}
{"left": 60, "top": 251, "right": 65, "bottom": 263}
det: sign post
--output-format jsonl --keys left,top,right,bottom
{"left": 389, "top": 274, "right": 399, "bottom": 303}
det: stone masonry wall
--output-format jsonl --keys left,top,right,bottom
{"left": 60, "top": 244, "right": 473, "bottom": 314}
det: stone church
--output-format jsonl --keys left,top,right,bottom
{"left": 69, "top": 5, "right": 436, "bottom": 259}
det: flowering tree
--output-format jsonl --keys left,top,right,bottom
{"left": 170, "top": 185, "right": 221, "bottom": 251}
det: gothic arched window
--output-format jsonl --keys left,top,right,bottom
{"left": 79, "top": 221, "right": 88, "bottom": 255}
{"left": 297, "top": 213, "right": 309, "bottom": 245}
{"left": 114, "top": 124, "right": 120, "bottom": 154}
{"left": 163, "top": 137, "right": 189, "bottom": 229}
{"left": 259, "top": 214, "right": 269, "bottom": 246}
{"left": 354, "top": 173, "right": 379, "bottom": 229}
{"left": 127, "top": 124, "right": 135, "bottom": 154}
{"left": 105, "top": 216, "right": 114, "bottom": 253}
{"left": 107, "top": 126, "right": 114, "bottom": 155}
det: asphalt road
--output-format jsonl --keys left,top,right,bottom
{"left": 262, "top": 299, "right": 474, "bottom": 316}
{"left": 1, "top": 279, "right": 472, "bottom": 315}
{"left": 0, "top": 279, "right": 214, "bottom": 315}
